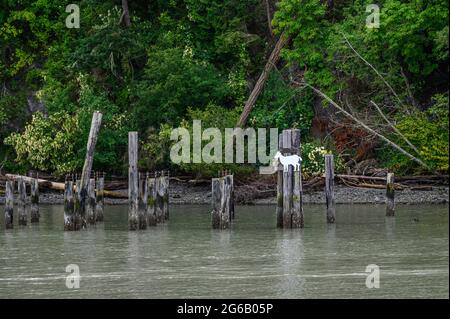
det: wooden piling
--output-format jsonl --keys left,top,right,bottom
{"left": 156, "top": 174, "right": 166, "bottom": 223}
{"left": 5, "top": 180, "right": 14, "bottom": 229}
{"left": 64, "top": 180, "right": 75, "bottom": 230}
{"left": 73, "top": 111, "right": 102, "bottom": 230}
{"left": 147, "top": 176, "right": 157, "bottom": 226}
{"left": 282, "top": 130, "right": 293, "bottom": 228}
{"left": 211, "top": 175, "right": 233, "bottom": 229}
{"left": 291, "top": 130, "right": 304, "bottom": 228}
{"left": 30, "top": 177, "right": 39, "bottom": 223}
{"left": 87, "top": 178, "right": 96, "bottom": 225}
{"left": 325, "top": 154, "right": 335, "bottom": 223}
{"left": 276, "top": 133, "right": 283, "bottom": 228}
{"left": 95, "top": 175, "right": 104, "bottom": 222}
{"left": 220, "top": 177, "right": 231, "bottom": 229}
{"left": 162, "top": 173, "right": 169, "bottom": 221}
{"left": 18, "top": 178, "right": 27, "bottom": 226}
{"left": 138, "top": 173, "right": 147, "bottom": 229}
{"left": 276, "top": 129, "right": 303, "bottom": 228}
{"left": 282, "top": 168, "right": 292, "bottom": 228}
{"left": 128, "top": 132, "right": 139, "bottom": 230}
{"left": 386, "top": 172, "right": 395, "bottom": 216}
{"left": 230, "top": 174, "right": 235, "bottom": 219}
{"left": 154, "top": 174, "right": 164, "bottom": 223}
{"left": 211, "top": 178, "right": 221, "bottom": 229}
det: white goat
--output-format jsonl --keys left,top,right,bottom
{"left": 274, "top": 151, "right": 302, "bottom": 172}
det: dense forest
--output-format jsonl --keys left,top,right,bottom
{"left": 0, "top": 0, "right": 448, "bottom": 178}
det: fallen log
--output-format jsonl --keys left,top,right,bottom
{"left": 336, "top": 174, "right": 387, "bottom": 181}
{"left": 5, "top": 174, "right": 128, "bottom": 199}
{"left": 6, "top": 174, "right": 61, "bottom": 190}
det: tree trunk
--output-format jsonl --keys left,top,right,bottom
{"left": 122, "top": 0, "right": 131, "bottom": 27}
{"left": 237, "top": 34, "right": 289, "bottom": 127}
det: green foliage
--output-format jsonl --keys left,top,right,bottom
{"left": 0, "top": 0, "right": 448, "bottom": 176}
{"left": 273, "top": 0, "right": 449, "bottom": 106}
{"left": 132, "top": 48, "right": 232, "bottom": 130}
{"left": 250, "top": 71, "right": 314, "bottom": 135}
{"left": 140, "top": 124, "right": 174, "bottom": 172}
{"left": 172, "top": 104, "right": 256, "bottom": 177}
{"left": 379, "top": 94, "right": 449, "bottom": 173}
{"left": 5, "top": 111, "right": 80, "bottom": 174}
{"left": 301, "top": 141, "right": 344, "bottom": 177}
{"left": 5, "top": 81, "right": 131, "bottom": 175}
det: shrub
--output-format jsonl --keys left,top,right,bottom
{"left": 5, "top": 111, "right": 81, "bottom": 175}
{"left": 379, "top": 94, "right": 449, "bottom": 173}
{"left": 301, "top": 141, "right": 344, "bottom": 177}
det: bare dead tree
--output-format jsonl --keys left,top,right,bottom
{"left": 264, "top": 0, "right": 274, "bottom": 36}
{"left": 121, "top": 0, "right": 131, "bottom": 27}
{"left": 292, "top": 80, "right": 431, "bottom": 171}
{"left": 237, "top": 34, "right": 290, "bottom": 127}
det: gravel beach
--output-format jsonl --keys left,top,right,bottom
{"left": 2, "top": 179, "right": 448, "bottom": 206}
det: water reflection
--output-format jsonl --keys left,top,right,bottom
{"left": 0, "top": 203, "right": 448, "bottom": 298}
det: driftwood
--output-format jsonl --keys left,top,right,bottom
{"left": 5, "top": 174, "right": 128, "bottom": 198}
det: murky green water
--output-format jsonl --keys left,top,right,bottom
{"left": 0, "top": 204, "right": 448, "bottom": 298}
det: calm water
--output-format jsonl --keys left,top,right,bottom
{"left": 0, "top": 204, "right": 448, "bottom": 299}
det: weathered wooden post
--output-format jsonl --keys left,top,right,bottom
{"left": 5, "top": 180, "right": 14, "bottom": 229}
{"left": 147, "top": 174, "right": 157, "bottom": 226}
{"left": 162, "top": 171, "right": 169, "bottom": 221}
{"left": 325, "top": 154, "right": 335, "bottom": 223}
{"left": 128, "top": 132, "right": 139, "bottom": 230}
{"left": 95, "top": 173, "right": 104, "bottom": 222}
{"left": 386, "top": 172, "right": 395, "bottom": 216}
{"left": 211, "top": 178, "right": 221, "bottom": 229}
{"left": 282, "top": 130, "right": 293, "bottom": 228}
{"left": 30, "top": 177, "right": 39, "bottom": 223}
{"left": 276, "top": 133, "right": 283, "bottom": 228}
{"left": 18, "top": 178, "right": 27, "bottom": 226}
{"left": 87, "top": 178, "right": 97, "bottom": 225}
{"left": 220, "top": 176, "right": 231, "bottom": 229}
{"left": 64, "top": 178, "right": 75, "bottom": 230}
{"left": 154, "top": 173, "right": 164, "bottom": 223}
{"left": 72, "top": 111, "right": 102, "bottom": 230}
{"left": 138, "top": 173, "right": 148, "bottom": 229}
{"left": 225, "top": 174, "right": 235, "bottom": 219}
{"left": 72, "top": 179, "right": 82, "bottom": 229}
{"left": 211, "top": 173, "right": 233, "bottom": 229}
{"left": 291, "top": 130, "right": 304, "bottom": 228}
{"left": 276, "top": 129, "right": 303, "bottom": 228}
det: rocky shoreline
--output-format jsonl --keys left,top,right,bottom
{"left": 2, "top": 180, "right": 448, "bottom": 206}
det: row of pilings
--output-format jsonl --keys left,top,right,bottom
{"left": 64, "top": 172, "right": 105, "bottom": 231}
{"left": 210, "top": 129, "right": 396, "bottom": 230}
{"left": 129, "top": 171, "right": 169, "bottom": 231}
{"left": 3, "top": 174, "right": 39, "bottom": 229}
